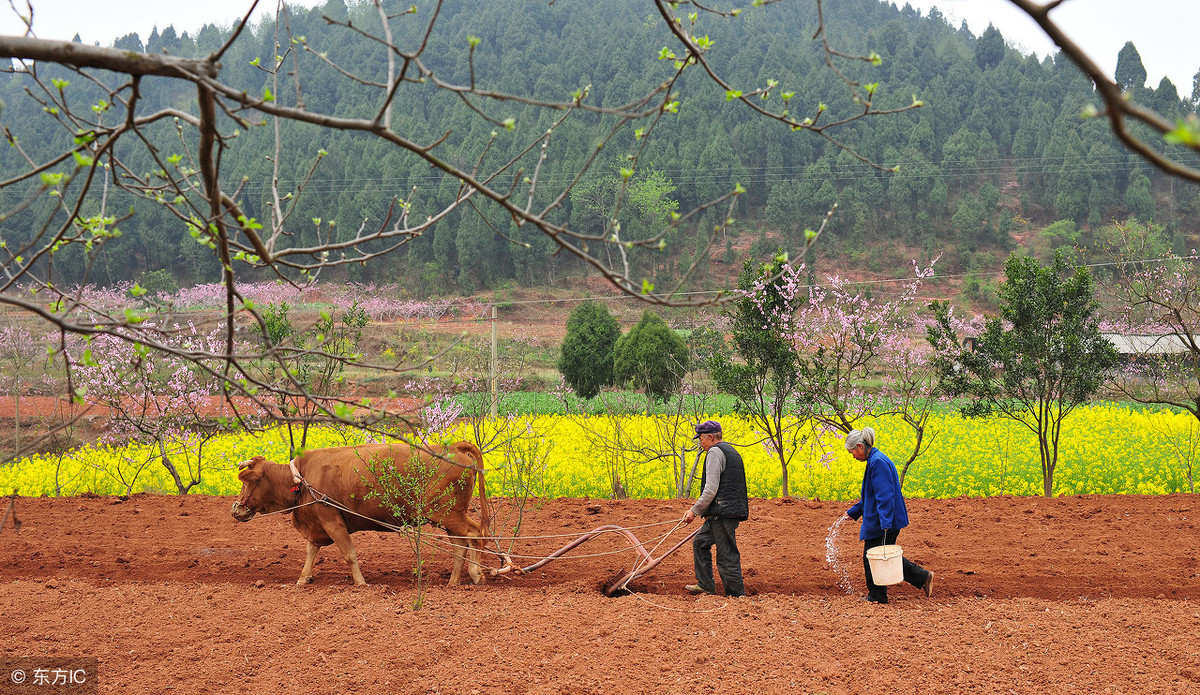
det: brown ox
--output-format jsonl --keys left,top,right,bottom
{"left": 230, "top": 441, "right": 490, "bottom": 586}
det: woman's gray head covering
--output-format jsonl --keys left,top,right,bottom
{"left": 844, "top": 427, "right": 876, "bottom": 451}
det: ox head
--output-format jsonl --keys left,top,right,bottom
{"left": 230, "top": 455, "right": 274, "bottom": 522}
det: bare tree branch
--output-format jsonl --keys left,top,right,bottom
{"left": 1008, "top": 0, "right": 1200, "bottom": 182}
{"left": 0, "top": 0, "right": 929, "bottom": 459}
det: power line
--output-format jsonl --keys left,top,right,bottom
{"left": 2, "top": 153, "right": 1189, "bottom": 203}
{"left": 411, "top": 253, "right": 1200, "bottom": 312}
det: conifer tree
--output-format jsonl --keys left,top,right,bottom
{"left": 558, "top": 302, "right": 621, "bottom": 400}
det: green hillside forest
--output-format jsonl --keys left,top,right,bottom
{"left": 3, "top": 0, "right": 1198, "bottom": 296}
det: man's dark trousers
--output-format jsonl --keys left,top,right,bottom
{"left": 693, "top": 517, "right": 744, "bottom": 597}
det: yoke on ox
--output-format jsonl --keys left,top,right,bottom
{"left": 231, "top": 441, "right": 492, "bottom": 586}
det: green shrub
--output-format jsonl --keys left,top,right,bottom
{"left": 613, "top": 310, "right": 688, "bottom": 402}
{"left": 133, "top": 269, "right": 179, "bottom": 303}
{"left": 557, "top": 301, "right": 620, "bottom": 399}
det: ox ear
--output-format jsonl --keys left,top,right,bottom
{"left": 236, "top": 466, "right": 263, "bottom": 483}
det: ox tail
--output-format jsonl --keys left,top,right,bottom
{"left": 465, "top": 441, "right": 491, "bottom": 538}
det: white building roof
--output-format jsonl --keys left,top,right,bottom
{"left": 1102, "top": 333, "right": 1195, "bottom": 355}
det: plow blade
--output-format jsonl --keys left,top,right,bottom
{"left": 602, "top": 526, "right": 699, "bottom": 596}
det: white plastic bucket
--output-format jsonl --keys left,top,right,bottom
{"left": 866, "top": 544, "right": 904, "bottom": 585}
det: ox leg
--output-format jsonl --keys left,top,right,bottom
{"left": 443, "top": 514, "right": 486, "bottom": 586}
{"left": 440, "top": 515, "right": 468, "bottom": 586}
{"left": 446, "top": 532, "right": 467, "bottom": 586}
{"left": 448, "top": 543, "right": 465, "bottom": 586}
{"left": 465, "top": 522, "right": 485, "bottom": 585}
{"left": 297, "top": 541, "right": 320, "bottom": 585}
{"left": 324, "top": 521, "right": 367, "bottom": 586}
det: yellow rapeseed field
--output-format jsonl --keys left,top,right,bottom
{"left": 1, "top": 405, "right": 1194, "bottom": 499}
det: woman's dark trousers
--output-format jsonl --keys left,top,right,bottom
{"left": 693, "top": 517, "right": 745, "bottom": 597}
{"left": 862, "top": 529, "right": 929, "bottom": 603}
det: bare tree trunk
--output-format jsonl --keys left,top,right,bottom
{"left": 611, "top": 472, "right": 628, "bottom": 500}
{"left": 899, "top": 422, "right": 925, "bottom": 488}
{"left": 675, "top": 449, "right": 686, "bottom": 498}
{"left": 12, "top": 391, "right": 19, "bottom": 456}
{"left": 778, "top": 448, "right": 790, "bottom": 499}
{"left": 677, "top": 447, "right": 703, "bottom": 498}
{"left": 54, "top": 453, "right": 64, "bottom": 497}
{"left": 1039, "top": 434, "right": 1055, "bottom": 498}
{"left": 0, "top": 494, "right": 19, "bottom": 535}
{"left": 158, "top": 440, "right": 192, "bottom": 495}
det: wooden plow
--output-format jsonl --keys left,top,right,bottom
{"left": 491, "top": 522, "right": 701, "bottom": 596}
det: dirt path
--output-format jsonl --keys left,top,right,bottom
{"left": 1, "top": 494, "right": 1197, "bottom": 693}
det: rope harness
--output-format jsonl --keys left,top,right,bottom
{"left": 236, "top": 458, "right": 730, "bottom": 612}
{"left": 245, "top": 466, "right": 515, "bottom": 572}
{"left": 243, "top": 472, "right": 696, "bottom": 578}
{"left": 242, "top": 479, "right": 729, "bottom": 612}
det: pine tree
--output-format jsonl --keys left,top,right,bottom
{"left": 1115, "top": 41, "right": 1147, "bottom": 91}
{"left": 974, "top": 24, "right": 1005, "bottom": 71}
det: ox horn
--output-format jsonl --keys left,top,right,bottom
{"left": 236, "top": 459, "right": 254, "bottom": 469}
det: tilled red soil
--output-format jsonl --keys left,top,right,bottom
{"left": 1, "top": 493, "right": 1198, "bottom": 693}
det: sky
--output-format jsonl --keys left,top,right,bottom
{"left": 2, "top": 0, "right": 1198, "bottom": 96}
{"left": 904, "top": 0, "right": 1199, "bottom": 95}
{"left": 0, "top": 1, "right": 322, "bottom": 45}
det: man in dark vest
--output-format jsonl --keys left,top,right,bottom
{"left": 681, "top": 420, "right": 748, "bottom": 597}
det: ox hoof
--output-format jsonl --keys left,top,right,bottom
{"left": 296, "top": 576, "right": 314, "bottom": 586}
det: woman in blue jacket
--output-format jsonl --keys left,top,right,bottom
{"left": 843, "top": 427, "right": 933, "bottom": 603}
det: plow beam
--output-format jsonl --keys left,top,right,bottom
{"left": 487, "top": 521, "right": 701, "bottom": 595}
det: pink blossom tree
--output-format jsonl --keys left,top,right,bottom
{"left": 1101, "top": 220, "right": 1200, "bottom": 486}
{"left": 68, "top": 322, "right": 231, "bottom": 494}
{"left": 744, "top": 258, "right": 941, "bottom": 485}
{"left": 0, "top": 321, "right": 47, "bottom": 457}
{"left": 708, "top": 254, "right": 812, "bottom": 498}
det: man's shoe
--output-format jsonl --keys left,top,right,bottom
{"left": 922, "top": 572, "right": 934, "bottom": 598}
{"left": 685, "top": 584, "right": 711, "bottom": 595}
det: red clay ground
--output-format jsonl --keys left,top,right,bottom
{"left": 1, "top": 493, "right": 1198, "bottom": 693}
